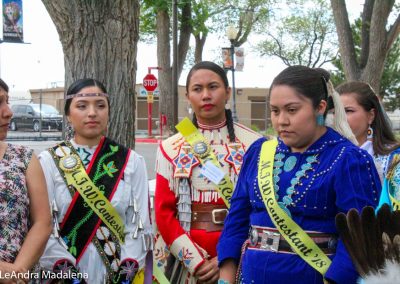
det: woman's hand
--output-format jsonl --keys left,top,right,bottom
{"left": 194, "top": 256, "right": 220, "bottom": 284}
{"left": 0, "top": 261, "right": 28, "bottom": 283}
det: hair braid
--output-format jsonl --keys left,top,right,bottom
{"left": 225, "top": 109, "right": 236, "bottom": 143}
{"left": 192, "top": 113, "right": 199, "bottom": 128}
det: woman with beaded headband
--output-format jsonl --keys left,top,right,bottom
{"left": 38, "top": 78, "right": 153, "bottom": 283}
{"left": 335, "top": 81, "right": 400, "bottom": 211}
{"left": 153, "top": 61, "right": 261, "bottom": 283}
{"left": 217, "top": 66, "right": 381, "bottom": 284}
{"left": 0, "top": 78, "right": 52, "bottom": 283}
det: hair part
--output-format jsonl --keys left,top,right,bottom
{"left": 186, "top": 61, "right": 229, "bottom": 92}
{"left": 0, "top": 78, "right": 9, "bottom": 93}
{"left": 269, "top": 65, "right": 330, "bottom": 113}
{"left": 64, "top": 78, "right": 108, "bottom": 115}
{"left": 336, "top": 81, "right": 400, "bottom": 155}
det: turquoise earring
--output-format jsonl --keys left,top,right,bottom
{"left": 316, "top": 114, "right": 325, "bottom": 126}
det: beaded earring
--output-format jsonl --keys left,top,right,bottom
{"left": 316, "top": 114, "right": 325, "bottom": 126}
{"left": 225, "top": 102, "right": 230, "bottom": 109}
{"left": 367, "top": 125, "right": 373, "bottom": 140}
{"left": 188, "top": 104, "right": 193, "bottom": 114}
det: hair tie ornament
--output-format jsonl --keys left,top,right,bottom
{"left": 325, "top": 79, "right": 358, "bottom": 145}
{"left": 65, "top": 93, "right": 109, "bottom": 99}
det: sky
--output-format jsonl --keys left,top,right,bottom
{"left": 0, "top": 0, "right": 367, "bottom": 97}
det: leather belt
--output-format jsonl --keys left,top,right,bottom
{"left": 191, "top": 204, "right": 228, "bottom": 232}
{"left": 248, "top": 226, "right": 337, "bottom": 255}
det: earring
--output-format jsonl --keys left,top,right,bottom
{"left": 367, "top": 125, "right": 373, "bottom": 140}
{"left": 225, "top": 102, "right": 230, "bottom": 109}
{"left": 188, "top": 104, "right": 193, "bottom": 114}
{"left": 316, "top": 114, "right": 325, "bottom": 126}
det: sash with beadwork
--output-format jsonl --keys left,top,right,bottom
{"left": 49, "top": 137, "right": 130, "bottom": 281}
{"left": 258, "top": 139, "right": 332, "bottom": 276}
{"left": 383, "top": 152, "right": 400, "bottom": 210}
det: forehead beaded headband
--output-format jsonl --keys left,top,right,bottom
{"left": 65, "top": 93, "right": 109, "bottom": 100}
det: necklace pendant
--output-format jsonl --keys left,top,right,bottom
{"left": 284, "top": 156, "right": 297, "bottom": 172}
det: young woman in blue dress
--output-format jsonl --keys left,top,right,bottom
{"left": 217, "top": 66, "right": 381, "bottom": 284}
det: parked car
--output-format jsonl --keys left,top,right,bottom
{"left": 10, "top": 103, "right": 63, "bottom": 131}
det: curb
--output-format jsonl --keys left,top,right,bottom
{"left": 135, "top": 138, "right": 161, "bottom": 144}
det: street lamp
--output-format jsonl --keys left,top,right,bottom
{"left": 226, "top": 25, "right": 238, "bottom": 122}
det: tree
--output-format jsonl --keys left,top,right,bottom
{"left": 41, "top": 0, "right": 139, "bottom": 148}
{"left": 331, "top": 19, "right": 400, "bottom": 110}
{"left": 257, "top": 0, "right": 337, "bottom": 67}
{"left": 141, "top": 0, "right": 192, "bottom": 132}
{"left": 330, "top": 0, "right": 400, "bottom": 93}
{"left": 140, "top": 0, "right": 271, "bottom": 132}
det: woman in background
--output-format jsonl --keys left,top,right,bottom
{"left": 336, "top": 81, "right": 400, "bottom": 210}
{"left": 0, "top": 78, "right": 52, "bottom": 283}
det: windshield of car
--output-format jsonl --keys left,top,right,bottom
{"left": 31, "top": 104, "right": 60, "bottom": 115}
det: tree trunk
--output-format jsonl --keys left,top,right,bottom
{"left": 41, "top": 0, "right": 139, "bottom": 149}
{"left": 331, "top": 0, "right": 399, "bottom": 93}
{"left": 156, "top": 2, "right": 192, "bottom": 134}
{"left": 194, "top": 34, "right": 207, "bottom": 63}
{"left": 330, "top": 0, "right": 360, "bottom": 81}
{"left": 156, "top": 10, "right": 173, "bottom": 133}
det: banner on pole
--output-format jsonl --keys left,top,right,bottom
{"left": 235, "top": 47, "right": 244, "bottom": 72}
{"left": 3, "top": 0, "right": 24, "bottom": 43}
{"left": 222, "top": 47, "right": 232, "bottom": 69}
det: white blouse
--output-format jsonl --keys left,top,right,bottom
{"left": 38, "top": 139, "right": 152, "bottom": 283}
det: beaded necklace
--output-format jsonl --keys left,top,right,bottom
{"left": 273, "top": 152, "right": 319, "bottom": 217}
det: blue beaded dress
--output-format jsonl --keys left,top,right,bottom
{"left": 217, "top": 127, "right": 381, "bottom": 284}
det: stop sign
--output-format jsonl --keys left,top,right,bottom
{"left": 143, "top": 74, "right": 158, "bottom": 92}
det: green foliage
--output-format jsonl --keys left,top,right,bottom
{"left": 257, "top": 0, "right": 336, "bottom": 67}
{"left": 250, "top": 124, "right": 260, "bottom": 132}
{"left": 265, "top": 126, "right": 276, "bottom": 137}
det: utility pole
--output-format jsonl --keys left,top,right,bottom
{"left": 172, "top": 0, "right": 179, "bottom": 130}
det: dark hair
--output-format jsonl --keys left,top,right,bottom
{"left": 269, "top": 65, "right": 330, "bottom": 115}
{"left": 186, "top": 61, "right": 235, "bottom": 142}
{"left": 336, "top": 81, "right": 400, "bottom": 155}
{"left": 186, "top": 61, "right": 229, "bottom": 91}
{"left": 64, "top": 78, "right": 108, "bottom": 115}
{"left": 0, "top": 78, "right": 9, "bottom": 93}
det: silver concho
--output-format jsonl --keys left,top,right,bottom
{"left": 59, "top": 154, "right": 80, "bottom": 172}
{"left": 192, "top": 141, "right": 209, "bottom": 158}
{"left": 249, "top": 227, "right": 259, "bottom": 246}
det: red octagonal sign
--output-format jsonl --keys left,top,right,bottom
{"left": 143, "top": 73, "right": 158, "bottom": 92}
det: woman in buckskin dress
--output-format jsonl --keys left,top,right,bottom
{"left": 154, "top": 61, "right": 261, "bottom": 283}
{"left": 0, "top": 78, "right": 52, "bottom": 283}
{"left": 38, "top": 78, "right": 152, "bottom": 283}
{"left": 217, "top": 66, "right": 381, "bottom": 284}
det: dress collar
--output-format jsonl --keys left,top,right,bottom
{"left": 277, "top": 127, "right": 346, "bottom": 154}
{"left": 360, "top": 140, "right": 374, "bottom": 156}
